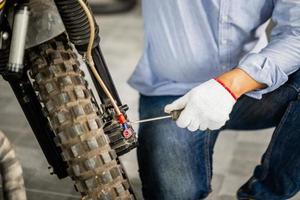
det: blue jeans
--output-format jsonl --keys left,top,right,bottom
{"left": 137, "top": 70, "right": 300, "bottom": 200}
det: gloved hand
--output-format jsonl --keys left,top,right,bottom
{"left": 164, "top": 79, "right": 237, "bottom": 132}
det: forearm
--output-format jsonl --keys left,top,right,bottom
{"left": 216, "top": 68, "right": 266, "bottom": 99}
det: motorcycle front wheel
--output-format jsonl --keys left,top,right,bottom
{"left": 27, "top": 34, "right": 134, "bottom": 200}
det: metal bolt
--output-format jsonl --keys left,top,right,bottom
{"left": 2, "top": 32, "right": 8, "bottom": 40}
{"left": 48, "top": 166, "right": 54, "bottom": 175}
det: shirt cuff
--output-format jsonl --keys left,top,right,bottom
{"left": 238, "top": 53, "right": 288, "bottom": 99}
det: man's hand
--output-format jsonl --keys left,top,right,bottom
{"left": 164, "top": 68, "right": 265, "bottom": 132}
{"left": 164, "top": 79, "right": 236, "bottom": 131}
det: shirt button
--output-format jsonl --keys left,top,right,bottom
{"left": 221, "top": 39, "right": 228, "bottom": 45}
{"left": 221, "top": 15, "right": 228, "bottom": 22}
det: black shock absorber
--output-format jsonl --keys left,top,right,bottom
{"left": 53, "top": 0, "right": 121, "bottom": 105}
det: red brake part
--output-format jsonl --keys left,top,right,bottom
{"left": 123, "top": 129, "right": 133, "bottom": 139}
{"left": 118, "top": 114, "right": 126, "bottom": 124}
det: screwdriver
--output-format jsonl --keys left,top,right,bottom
{"left": 128, "top": 110, "right": 182, "bottom": 125}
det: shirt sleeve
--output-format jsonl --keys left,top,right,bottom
{"left": 238, "top": 0, "right": 300, "bottom": 99}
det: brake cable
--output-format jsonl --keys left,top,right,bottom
{"left": 77, "top": 0, "right": 127, "bottom": 125}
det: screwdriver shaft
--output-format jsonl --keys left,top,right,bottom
{"left": 128, "top": 109, "right": 183, "bottom": 125}
{"left": 129, "top": 115, "right": 172, "bottom": 124}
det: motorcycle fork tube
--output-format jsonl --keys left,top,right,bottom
{"left": 4, "top": 75, "right": 68, "bottom": 179}
{"left": 89, "top": 45, "right": 122, "bottom": 106}
{"left": 7, "top": 6, "right": 29, "bottom": 74}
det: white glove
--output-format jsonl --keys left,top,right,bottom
{"left": 164, "top": 79, "right": 236, "bottom": 132}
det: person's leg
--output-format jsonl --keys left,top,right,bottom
{"left": 137, "top": 95, "right": 219, "bottom": 200}
{"left": 137, "top": 69, "right": 300, "bottom": 200}
{"left": 224, "top": 70, "right": 300, "bottom": 199}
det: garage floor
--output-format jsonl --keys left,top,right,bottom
{"left": 0, "top": 5, "right": 299, "bottom": 200}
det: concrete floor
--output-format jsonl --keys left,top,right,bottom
{"left": 0, "top": 5, "right": 299, "bottom": 200}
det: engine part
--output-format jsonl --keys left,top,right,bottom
{"left": 102, "top": 105, "right": 137, "bottom": 155}
{"left": 25, "top": 0, "right": 65, "bottom": 49}
{"left": 7, "top": 6, "right": 29, "bottom": 74}
{"left": 0, "top": 130, "right": 26, "bottom": 200}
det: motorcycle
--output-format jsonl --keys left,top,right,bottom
{"left": 0, "top": 0, "right": 138, "bottom": 199}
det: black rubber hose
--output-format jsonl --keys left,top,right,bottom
{"left": 90, "top": 0, "right": 137, "bottom": 14}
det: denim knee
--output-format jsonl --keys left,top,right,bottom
{"left": 137, "top": 122, "right": 213, "bottom": 200}
{"left": 138, "top": 95, "right": 216, "bottom": 200}
{"left": 140, "top": 172, "right": 211, "bottom": 200}
{"left": 286, "top": 69, "right": 300, "bottom": 93}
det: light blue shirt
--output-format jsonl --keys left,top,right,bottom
{"left": 128, "top": 0, "right": 300, "bottom": 99}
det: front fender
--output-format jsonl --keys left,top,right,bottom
{"left": 25, "top": 0, "right": 65, "bottom": 49}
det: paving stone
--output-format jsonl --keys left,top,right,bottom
{"left": 228, "top": 158, "right": 258, "bottom": 177}
{"left": 120, "top": 150, "right": 143, "bottom": 199}
{"left": 24, "top": 169, "right": 77, "bottom": 196}
{"left": 14, "top": 140, "right": 78, "bottom": 195}
{"left": 236, "top": 129, "right": 273, "bottom": 145}
{"left": 1, "top": 100, "right": 24, "bottom": 115}
{"left": 208, "top": 174, "right": 225, "bottom": 200}
{"left": 0, "top": 78, "right": 14, "bottom": 97}
{"left": 14, "top": 133, "right": 41, "bottom": 150}
{"left": 292, "top": 193, "right": 300, "bottom": 200}
{"left": 214, "top": 131, "right": 239, "bottom": 174}
{"left": 128, "top": 177, "right": 143, "bottom": 200}
{"left": 0, "top": 126, "right": 27, "bottom": 143}
{"left": 0, "top": 113, "right": 28, "bottom": 131}
{"left": 215, "top": 195, "right": 236, "bottom": 200}
{"left": 0, "top": 96, "right": 15, "bottom": 111}
{"left": 233, "top": 141, "right": 268, "bottom": 162}
{"left": 218, "top": 174, "right": 248, "bottom": 197}
{"left": 25, "top": 189, "right": 79, "bottom": 200}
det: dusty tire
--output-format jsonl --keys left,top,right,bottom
{"left": 27, "top": 35, "right": 134, "bottom": 200}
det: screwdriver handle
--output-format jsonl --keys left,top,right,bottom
{"left": 170, "top": 109, "right": 183, "bottom": 120}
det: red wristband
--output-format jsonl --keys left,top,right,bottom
{"left": 214, "top": 78, "right": 238, "bottom": 100}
